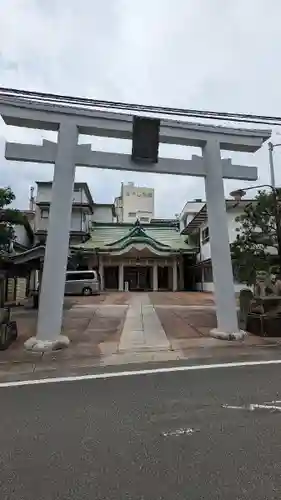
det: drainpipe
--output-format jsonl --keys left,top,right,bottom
{"left": 199, "top": 234, "right": 204, "bottom": 292}
{"left": 95, "top": 247, "right": 100, "bottom": 281}
{"left": 80, "top": 188, "right": 83, "bottom": 232}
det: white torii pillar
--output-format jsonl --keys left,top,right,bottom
{"left": 25, "top": 122, "right": 78, "bottom": 351}
{"left": 203, "top": 140, "right": 242, "bottom": 339}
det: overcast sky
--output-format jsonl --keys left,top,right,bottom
{"left": 1, "top": 0, "right": 281, "bottom": 216}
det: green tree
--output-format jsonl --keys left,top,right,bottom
{"left": 0, "top": 187, "right": 26, "bottom": 256}
{"left": 230, "top": 189, "right": 281, "bottom": 285}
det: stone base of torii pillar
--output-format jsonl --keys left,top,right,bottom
{"left": 24, "top": 336, "right": 70, "bottom": 352}
{"left": 210, "top": 329, "right": 246, "bottom": 341}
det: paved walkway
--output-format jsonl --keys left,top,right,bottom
{"left": 2, "top": 291, "right": 281, "bottom": 382}
{"left": 119, "top": 293, "right": 170, "bottom": 352}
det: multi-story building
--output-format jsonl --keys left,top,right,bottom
{"left": 33, "top": 181, "right": 94, "bottom": 245}
{"left": 114, "top": 182, "right": 154, "bottom": 223}
{"left": 32, "top": 182, "right": 115, "bottom": 245}
{"left": 179, "top": 198, "right": 258, "bottom": 292}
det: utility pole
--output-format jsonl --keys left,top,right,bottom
{"left": 271, "top": 187, "right": 281, "bottom": 273}
{"left": 268, "top": 142, "right": 276, "bottom": 188}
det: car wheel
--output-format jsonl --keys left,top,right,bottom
{"left": 82, "top": 287, "right": 92, "bottom": 296}
{"left": 0, "top": 324, "right": 13, "bottom": 351}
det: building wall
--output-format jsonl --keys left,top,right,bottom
{"left": 198, "top": 207, "right": 244, "bottom": 262}
{"left": 71, "top": 210, "right": 88, "bottom": 231}
{"left": 34, "top": 183, "right": 92, "bottom": 236}
{"left": 72, "top": 186, "right": 89, "bottom": 204}
{"left": 114, "top": 196, "right": 122, "bottom": 222}
{"left": 92, "top": 206, "right": 113, "bottom": 223}
{"left": 36, "top": 207, "right": 89, "bottom": 231}
{"left": 14, "top": 224, "right": 30, "bottom": 247}
{"left": 194, "top": 258, "right": 248, "bottom": 293}
{"left": 35, "top": 206, "right": 89, "bottom": 233}
{"left": 118, "top": 182, "right": 154, "bottom": 223}
{"left": 34, "top": 205, "right": 44, "bottom": 233}
{"left": 36, "top": 184, "right": 89, "bottom": 204}
{"left": 179, "top": 200, "right": 205, "bottom": 232}
{"left": 189, "top": 205, "right": 255, "bottom": 292}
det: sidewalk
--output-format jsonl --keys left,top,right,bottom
{"left": 1, "top": 291, "right": 281, "bottom": 382}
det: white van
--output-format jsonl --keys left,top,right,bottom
{"left": 65, "top": 270, "right": 100, "bottom": 296}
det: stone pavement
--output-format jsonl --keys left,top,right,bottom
{"left": 0, "top": 294, "right": 127, "bottom": 369}
{"left": 149, "top": 291, "right": 215, "bottom": 307}
{"left": 119, "top": 293, "right": 170, "bottom": 352}
{"left": 1, "top": 291, "right": 281, "bottom": 381}
{"left": 155, "top": 307, "right": 217, "bottom": 341}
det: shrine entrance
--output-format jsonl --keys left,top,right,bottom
{"left": 124, "top": 266, "right": 152, "bottom": 291}
{"left": 0, "top": 87, "right": 271, "bottom": 348}
{"left": 104, "top": 266, "right": 119, "bottom": 290}
{"left": 158, "top": 266, "right": 169, "bottom": 291}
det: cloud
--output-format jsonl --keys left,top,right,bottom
{"left": 0, "top": 0, "right": 280, "bottom": 216}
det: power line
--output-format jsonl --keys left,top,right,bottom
{"left": 0, "top": 86, "right": 280, "bottom": 126}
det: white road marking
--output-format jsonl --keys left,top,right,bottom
{"left": 162, "top": 428, "right": 199, "bottom": 437}
{"left": 223, "top": 403, "right": 281, "bottom": 412}
{"left": 253, "top": 404, "right": 281, "bottom": 411}
{"left": 222, "top": 404, "right": 249, "bottom": 410}
{"left": 1, "top": 358, "right": 281, "bottom": 389}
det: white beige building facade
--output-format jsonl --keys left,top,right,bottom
{"left": 115, "top": 182, "right": 154, "bottom": 223}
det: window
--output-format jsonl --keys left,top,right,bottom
{"left": 66, "top": 271, "right": 97, "bottom": 281}
{"left": 41, "top": 209, "right": 49, "bottom": 219}
{"left": 128, "top": 212, "right": 136, "bottom": 217}
{"left": 201, "top": 227, "right": 209, "bottom": 243}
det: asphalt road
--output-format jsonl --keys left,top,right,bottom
{"left": 1, "top": 363, "right": 281, "bottom": 499}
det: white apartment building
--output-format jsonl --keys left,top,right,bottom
{"left": 179, "top": 198, "right": 257, "bottom": 292}
{"left": 33, "top": 181, "right": 115, "bottom": 244}
{"left": 114, "top": 182, "right": 154, "bottom": 223}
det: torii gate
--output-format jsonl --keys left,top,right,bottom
{"left": 0, "top": 90, "right": 271, "bottom": 351}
